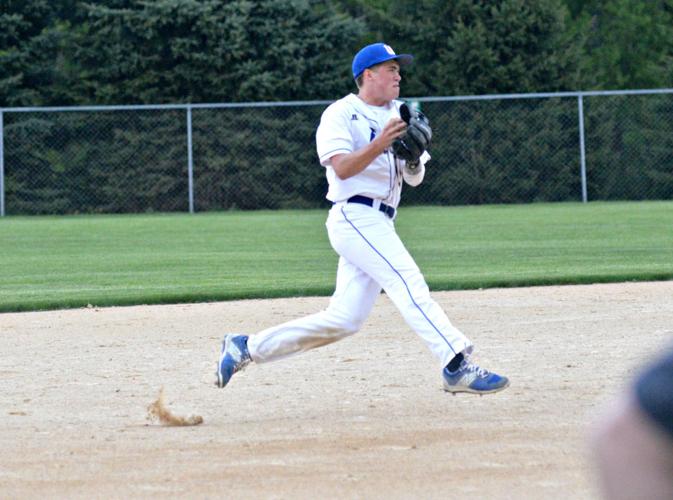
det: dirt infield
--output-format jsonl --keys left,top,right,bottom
{"left": 1, "top": 281, "right": 672, "bottom": 499}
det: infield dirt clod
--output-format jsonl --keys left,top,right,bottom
{"left": 147, "top": 386, "right": 204, "bottom": 426}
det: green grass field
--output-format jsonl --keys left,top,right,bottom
{"left": 1, "top": 201, "right": 671, "bottom": 312}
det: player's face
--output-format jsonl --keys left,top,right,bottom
{"left": 367, "top": 60, "right": 401, "bottom": 102}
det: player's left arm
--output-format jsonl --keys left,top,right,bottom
{"left": 393, "top": 103, "right": 432, "bottom": 187}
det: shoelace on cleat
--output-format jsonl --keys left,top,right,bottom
{"left": 230, "top": 347, "right": 250, "bottom": 371}
{"left": 461, "top": 360, "right": 489, "bottom": 378}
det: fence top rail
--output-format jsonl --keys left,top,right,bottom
{"left": 418, "top": 88, "right": 673, "bottom": 103}
{"left": 1, "top": 88, "right": 672, "bottom": 113}
{"left": 0, "top": 100, "right": 333, "bottom": 114}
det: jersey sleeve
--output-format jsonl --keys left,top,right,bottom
{"left": 403, "top": 150, "right": 430, "bottom": 186}
{"left": 403, "top": 161, "right": 425, "bottom": 186}
{"left": 316, "top": 102, "right": 353, "bottom": 167}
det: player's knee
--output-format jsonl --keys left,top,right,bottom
{"left": 337, "top": 319, "right": 361, "bottom": 337}
{"left": 324, "top": 306, "right": 366, "bottom": 336}
{"left": 326, "top": 313, "right": 363, "bottom": 338}
{"left": 387, "top": 273, "right": 430, "bottom": 302}
{"left": 405, "top": 283, "right": 433, "bottom": 309}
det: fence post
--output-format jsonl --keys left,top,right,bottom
{"left": 186, "top": 105, "right": 195, "bottom": 214}
{"left": 0, "top": 110, "right": 4, "bottom": 217}
{"left": 577, "top": 94, "right": 588, "bottom": 203}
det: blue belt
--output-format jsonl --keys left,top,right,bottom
{"left": 346, "top": 195, "right": 396, "bottom": 219}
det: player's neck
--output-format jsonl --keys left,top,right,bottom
{"left": 357, "top": 90, "right": 389, "bottom": 108}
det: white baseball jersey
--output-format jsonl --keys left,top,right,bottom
{"left": 316, "top": 93, "right": 428, "bottom": 209}
{"left": 246, "top": 93, "right": 471, "bottom": 370}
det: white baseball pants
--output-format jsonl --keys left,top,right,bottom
{"left": 247, "top": 202, "right": 472, "bottom": 368}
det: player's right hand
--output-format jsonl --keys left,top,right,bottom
{"left": 379, "top": 117, "right": 407, "bottom": 148}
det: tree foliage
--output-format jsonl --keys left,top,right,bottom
{"left": 570, "top": 0, "right": 673, "bottom": 89}
{"left": 0, "top": 0, "right": 64, "bottom": 105}
{"left": 60, "top": 0, "right": 364, "bottom": 104}
{"left": 3, "top": 0, "right": 671, "bottom": 107}
{"left": 360, "top": 0, "right": 582, "bottom": 95}
{"left": 2, "top": 0, "right": 671, "bottom": 214}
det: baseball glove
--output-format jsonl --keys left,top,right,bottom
{"left": 392, "top": 103, "right": 432, "bottom": 163}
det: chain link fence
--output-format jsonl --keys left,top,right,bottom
{"left": 1, "top": 89, "right": 672, "bottom": 216}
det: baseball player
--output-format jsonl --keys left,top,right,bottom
{"left": 216, "top": 42, "right": 509, "bottom": 395}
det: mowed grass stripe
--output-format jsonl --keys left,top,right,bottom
{"left": 0, "top": 201, "right": 671, "bottom": 312}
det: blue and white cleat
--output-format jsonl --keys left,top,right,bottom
{"left": 216, "top": 335, "right": 251, "bottom": 388}
{"left": 442, "top": 358, "right": 510, "bottom": 395}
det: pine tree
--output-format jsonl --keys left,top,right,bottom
{"left": 353, "top": 0, "right": 581, "bottom": 96}
{"left": 71, "top": 0, "right": 365, "bottom": 104}
{"left": 0, "top": 0, "right": 60, "bottom": 106}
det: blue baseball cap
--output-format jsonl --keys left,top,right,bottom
{"left": 352, "top": 43, "right": 413, "bottom": 79}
